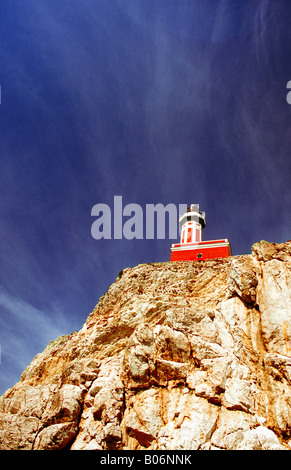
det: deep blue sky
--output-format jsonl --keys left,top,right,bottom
{"left": 1, "top": 0, "right": 291, "bottom": 394}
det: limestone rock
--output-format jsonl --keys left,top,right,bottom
{"left": 1, "top": 241, "right": 291, "bottom": 450}
{"left": 228, "top": 255, "right": 259, "bottom": 304}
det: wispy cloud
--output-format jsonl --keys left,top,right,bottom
{"left": 0, "top": 287, "right": 70, "bottom": 394}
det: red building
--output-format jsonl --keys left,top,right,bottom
{"left": 170, "top": 204, "right": 231, "bottom": 262}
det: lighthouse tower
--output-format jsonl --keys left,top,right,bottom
{"left": 170, "top": 204, "right": 231, "bottom": 262}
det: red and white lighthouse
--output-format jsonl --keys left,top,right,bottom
{"left": 170, "top": 204, "right": 231, "bottom": 262}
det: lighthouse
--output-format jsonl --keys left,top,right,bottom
{"left": 170, "top": 204, "right": 231, "bottom": 262}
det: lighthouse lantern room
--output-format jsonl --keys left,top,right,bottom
{"left": 170, "top": 204, "right": 231, "bottom": 262}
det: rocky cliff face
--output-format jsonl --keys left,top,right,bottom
{"left": 1, "top": 241, "right": 291, "bottom": 450}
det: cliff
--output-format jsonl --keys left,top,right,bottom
{"left": 1, "top": 241, "right": 291, "bottom": 450}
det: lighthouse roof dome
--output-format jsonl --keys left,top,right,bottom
{"left": 179, "top": 204, "right": 206, "bottom": 229}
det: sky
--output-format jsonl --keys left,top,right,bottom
{"left": 0, "top": 0, "right": 291, "bottom": 395}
